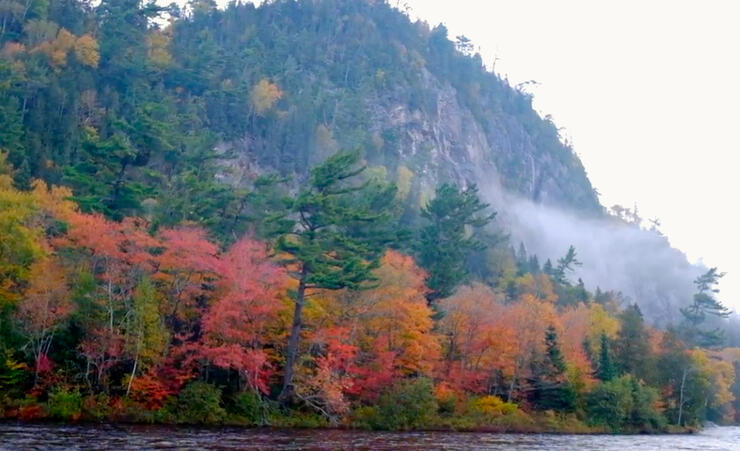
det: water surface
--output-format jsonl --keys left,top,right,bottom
{"left": 1, "top": 423, "right": 739, "bottom": 450}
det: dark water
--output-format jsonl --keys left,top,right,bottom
{"left": 1, "top": 423, "right": 739, "bottom": 450}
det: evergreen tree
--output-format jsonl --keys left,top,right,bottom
{"left": 262, "top": 151, "right": 398, "bottom": 403}
{"left": 417, "top": 183, "right": 494, "bottom": 304}
{"left": 596, "top": 333, "right": 617, "bottom": 381}
{"left": 680, "top": 268, "right": 732, "bottom": 348}
{"left": 614, "top": 304, "right": 653, "bottom": 382}
{"left": 529, "top": 325, "right": 576, "bottom": 412}
{"left": 552, "top": 245, "right": 581, "bottom": 286}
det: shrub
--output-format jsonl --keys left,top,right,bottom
{"left": 47, "top": 388, "right": 83, "bottom": 420}
{"left": 82, "top": 393, "right": 111, "bottom": 421}
{"left": 586, "top": 375, "right": 665, "bottom": 431}
{"left": 229, "top": 390, "right": 271, "bottom": 425}
{"left": 468, "top": 395, "right": 518, "bottom": 418}
{"left": 169, "top": 381, "right": 226, "bottom": 424}
{"left": 370, "top": 378, "right": 437, "bottom": 430}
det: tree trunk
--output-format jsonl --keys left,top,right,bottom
{"left": 279, "top": 269, "right": 307, "bottom": 404}
{"left": 677, "top": 366, "right": 688, "bottom": 426}
{"left": 126, "top": 354, "right": 138, "bottom": 396}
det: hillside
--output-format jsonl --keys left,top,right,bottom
{"left": 0, "top": 0, "right": 601, "bottom": 228}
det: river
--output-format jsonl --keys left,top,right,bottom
{"left": 1, "top": 423, "right": 739, "bottom": 450}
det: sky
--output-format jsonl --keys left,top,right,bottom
{"left": 400, "top": 0, "right": 740, "bottom": 309}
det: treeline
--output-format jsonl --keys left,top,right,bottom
{"left": 1, "top": 151, "right": 738, "bottom": 432}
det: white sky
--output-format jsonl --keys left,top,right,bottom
{"left": 401, "top": 0, "right": 740, "bottom": 309}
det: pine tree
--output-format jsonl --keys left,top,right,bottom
{"left": 262, "top": 151, "right": 398, "bottom": 403}
{"left": 417, "top": 183, "right": 494, "bottom": 304}
{"left": 680, "top": 268, "right": 732, "bottom": 348}
{"left": 614, "top": 304, "right": 653, "bottom": 381}
{"left": 596, "top": 333, "right": 617, "bottom": 381}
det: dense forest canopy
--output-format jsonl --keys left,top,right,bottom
{"left": 0, "top": 0, "right": 738, "bottom": 432}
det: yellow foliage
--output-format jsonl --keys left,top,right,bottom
{"left": 515, "top": 273, "right": 557, "bottom": 303}
{"left": 468, "top": 395, "right": 518, "bottom": 417}
{"left": 250, "top": 79, "right": 283, "bottom": 116}
{"left": 74, "top": 34, "right": 99, "bottom": 68}
{"left": 315, "top": 124, "right": 338, "bottom": 153}
{"left": 586, "top": 303, "right": 620, "bottom": 350}
{"left": 395, "top": 165, "right": 413, "bottom": 201}
{"left": 147, "top": 32, "right": 172, "bottom": 69}
{"left": 690, "top": 349, "right": 735, "bottom": 418}
{"left": 34, "top": 28, "right": 76, "bottom": 67}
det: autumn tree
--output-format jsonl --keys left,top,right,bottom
{"left": 15, "top": 258, "right": 74, "bottom": 381}
{"left": 250, "top": 79, "right": 283, "bottom": 116}
{"left": 197, "top": 237, "right": 285, "bottom": 394}
{"left": 333, "top": 250, "right": 439, "bottom": 399}
{"left": 437, "top": 283, "right": 516, "bottom": 394}
{"left": 125, "top": 277, "right": 168, "bottom": 395}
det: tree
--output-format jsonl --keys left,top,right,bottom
{"left": 437, "top": 283, "right": 515, "bottom": 394}
{"left": 125, "top": 277, "right": 168, "bottom": 395}
{"left": 16, "top": 258, "right": 74, "bottom": 382}
{"left": 250, "top": 79, "right": 283, "bottom": 116}
{"left": 417, "top": 183, "right": 494, "bottom": 303}
{"left": 596, "top": 333, "right": 617, "bottom": 382}
{"left": 680, "top": 268, "right": 732, "bottom": 348}
{"left": 528, "top": 325, "right": 576, "bottom": 412}
{"left": 263, "top": 151, "right": 398, "bottom": 403}
{"left": 552, "top": 245, "right": 581, "bottom": 286}
{"left": 197, "top": 237, "right": 285, "bottom": 394}
{"left": 614, "top": 304, "right": 653, "bottom": 382}
{"left": 338, "top": 250, "right": 439, "bottom": 400}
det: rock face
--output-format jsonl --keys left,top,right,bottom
{"left": 361, "top": 68, "right": 601, "bottom": 215}
{"left": 196, "top": 0, "right": 603, "bottom": 217}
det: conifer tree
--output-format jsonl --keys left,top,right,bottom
{"left": 417, "top": 183, "right": 494, "bottom": 304}
{"left": 262, "top": 151, "right": 398, "bottom": 403}
{"left": 596, "top": 333, "right": 617, "bottom": 381}
{"left": 680, "top": 268, "right": 731, "bottom": 348}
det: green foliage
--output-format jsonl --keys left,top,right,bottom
{"left": 529, "top": 326, "right": 577, "bottom": 412}
{"left": 369, "top": 378, "right": 437, "bottom": 430}
{"left": 46, "top": 387, "right": 82, "bottom": 420}
{"left": 596, "top": 333, "right": 617, "bottom": 382}
{"left": 229, "top": 390, "right": 271, "bottom": 425}
{"left": 467, "top": 395, "right": 518, "bottom": 419}
{"left": 614, "top": 304, "right": 654, "bottom": 382}
{"left": 680, "top": 268, "right": 731, "bottom": 348}
{"left": 167, "top": 381, "right": 227, "bottom": 425}
{"left": 586, "top": 375, "right": 665, "bottom": 431}
{"left": 417, "top": 183, "right": 494, "bottom": 302}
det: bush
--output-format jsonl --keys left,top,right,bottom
{"left": 229, "top": 390, "right": 271, "bottom": 425}
{"left": 468, "top": 395, "right": 518, "bottom": 419}
{"left": 169, "top": 381, "right": 226, "bottom": 424}
{"left": 370, "top": 378, "right": 437, "bottom": 430}
{"left": 82, "top": 393, "right": 111, "bottom": 421}
{"left": 586, "top": 375, "right": 665, "bottom": 431}
{"left": 47, "top": 388, "right": 83, "bottom": 420}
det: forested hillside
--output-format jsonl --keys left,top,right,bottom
{"left": 0, "top": 0, "right": 738, "bottom": 432}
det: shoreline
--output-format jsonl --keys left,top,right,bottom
{"left": 0, "top": 419, "right": 701, "bottom": 435}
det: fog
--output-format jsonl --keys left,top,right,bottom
{"left": 480, "top": 182, "right": 709, "bottom": 327}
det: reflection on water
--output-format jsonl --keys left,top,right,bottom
{"left": 1, "top": 423, "right": 739, "bottom": 450}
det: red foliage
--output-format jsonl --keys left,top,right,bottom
{"left": 196, "top": 237, "right": 286, "bottom": 393}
